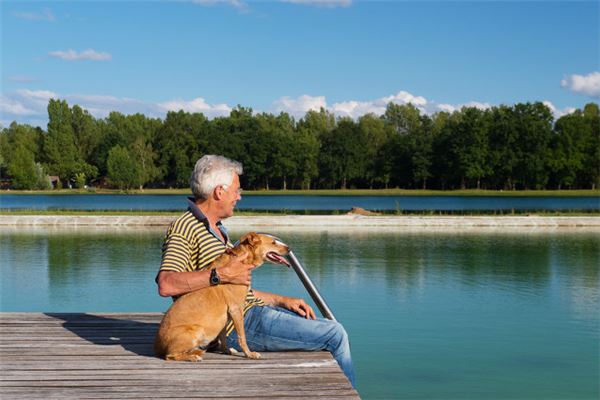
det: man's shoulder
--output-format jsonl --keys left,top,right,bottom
{"left": 168, "top": 211, "right": 206, "bottom": 237}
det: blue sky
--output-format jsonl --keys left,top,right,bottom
{"left": 1, "top": 0, "right": 598, "bottom": 128}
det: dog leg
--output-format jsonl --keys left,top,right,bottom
{"left": 229, "top": 306, "right": 261, "bottom": 359}
{"left": 217, "top": 328, "right": 232, "bottom": 355}
{"left": 166, "top": 348, "right": 206, "bottom": 362}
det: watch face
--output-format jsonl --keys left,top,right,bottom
{"left": 210, "top": 269, "right": 220, "bottom": 285}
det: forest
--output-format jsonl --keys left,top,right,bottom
{"left": 0, "top": 99, "right": 598, "bottom": 191}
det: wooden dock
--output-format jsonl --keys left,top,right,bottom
{"left": 0, "top": 313, "right": 359, "bottom": 399}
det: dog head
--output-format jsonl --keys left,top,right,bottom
{"left": 239, "top": 232, "right": 290, "bottom": 267}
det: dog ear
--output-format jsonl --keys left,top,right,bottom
{"left": 224, "top": 248, "right": 236, "bottom": 255}
{"left": 240, "top": 232, "right": 260, "bottom": 246}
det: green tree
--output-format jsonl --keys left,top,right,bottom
{"left": 382, "top": 103, "right": 424, "bottom": 187}
{"left": 581, "top": 103, "right": 600, "bottom": 189}
{"left": 513, "top": 102, "right": 553, "bottom": 189}
{"left": 319, "top": 118, "right": 366, "bottom": 189}
{"left": 45, "top": 99, "right": 97, "bottom": 187}
{"left": 155, "top": 111, "right": 208, "bottom": 187}
{"left": 451, "top": 107, "right": 490, "bottom": 189}
{"left": 358, "top": 114, "right": 393, "bottom": 188}
{"left": 7, "top": 145, "right": 37, "bottom": 189}
{"left": 408, "top": 114, "right": 434, "bottom": 189}
{"left": 429, "top": 111, "right": 452, "bottom": 189}
{"left": 45, "top": 99, "right": 78, "bottom": 185}
{"left": 296, "top": 108, "right": 335, "bottom": 189}
{"left": 107, "top": 145, "right": 139, "bottom": 189}
{"left": 488, "top": 105, "right": 519, "bottom": 190}
{"left": 550, "top": 111, "right": 587, "bottom": 189}
{"left": 255, "top": 112, "right": 298, "bottom": 190}
{"left": 71, "top": 105, "right": 100, "bottom": 166}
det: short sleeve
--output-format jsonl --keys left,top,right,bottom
{"left": 159, "top": 233, "right": 192, "bottom": 273}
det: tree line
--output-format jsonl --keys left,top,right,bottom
{"left": 0, "top": 99, "right": 598, "bottom": 191}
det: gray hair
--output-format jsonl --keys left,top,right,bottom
{"left": 190, "top": 155, "right": 243, "bottom": 200}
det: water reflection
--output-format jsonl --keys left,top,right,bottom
{"left": 1, "top": 226, "right": 598, "bottom": 399}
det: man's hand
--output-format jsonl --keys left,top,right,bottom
{"left": 279, "top": 296, "right": 316, "bottom": 320}
{"left": 217, "top": 252, "right": 253, "bottom": 285}
{"left": 252, "top": 290, "right": 316, "bottom": 320}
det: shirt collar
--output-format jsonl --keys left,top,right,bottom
{"left": 187, "top": 197, "right": 229, "bottom": 244}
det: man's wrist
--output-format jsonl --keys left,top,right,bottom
{"left": 209, "top": 268, "right": 221, "bottom": 285}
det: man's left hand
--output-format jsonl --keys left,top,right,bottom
{"left": 281, "top": 297, "right": 316, "bottom": 320}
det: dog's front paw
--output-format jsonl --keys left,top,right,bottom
{"left": 246, "top": 351, "right": 261, "bottom": 359}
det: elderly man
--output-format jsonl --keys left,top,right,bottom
{"left": 156, "top": 154, "right": 355, "bottom": 386}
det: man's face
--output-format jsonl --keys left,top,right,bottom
{"left": 220, "top": 173, "right": 242, "bottom": 218}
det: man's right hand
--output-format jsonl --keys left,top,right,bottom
{"left": 217, "top": 252, "right": 253, "bottom": 285}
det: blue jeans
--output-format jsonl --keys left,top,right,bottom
{"left": 226, "top": 305, "right": 356, "bottom": 387}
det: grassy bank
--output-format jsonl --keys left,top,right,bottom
{"left": 2, "top": 209, "right": 598, "bottom": 216}
{"left": 1, "top": 188, "right": 599, "bottom": 197}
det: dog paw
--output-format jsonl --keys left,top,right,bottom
{"left": 246, "top": 351, "right": 261, "bottom": 359}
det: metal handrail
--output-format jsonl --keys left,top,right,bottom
{"left": 286, "top": 250, "right": 337, "bottom": 321}
{"left": 237, "top": 233, "right": 337, "bottom": 321}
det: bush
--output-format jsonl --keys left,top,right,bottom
{"left": 75, "top": 172, "right": 86, "bottom": 189}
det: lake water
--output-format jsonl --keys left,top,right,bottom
{"left": 0, "top": 194, "right": 598, "bottom": 211}
{"left": 1, "top": 226, "right": 598, "bottom": 399}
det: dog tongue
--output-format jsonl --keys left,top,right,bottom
{"left": 267, "top": 252, "right": 291, "bottom": 266}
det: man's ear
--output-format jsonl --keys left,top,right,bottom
{"left": 213, "top": 185, "right": 224, "bottom": 200}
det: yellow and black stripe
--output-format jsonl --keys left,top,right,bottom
{"left": 158, "top": 198, "right": 264, "bottom": 335}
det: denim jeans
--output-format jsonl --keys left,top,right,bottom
{"left": 226, "top": 305, "right": 356, "bottom": 387}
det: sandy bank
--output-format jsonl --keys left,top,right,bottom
{"left": 1, "top": 215, "right": 599, "bottom": 229}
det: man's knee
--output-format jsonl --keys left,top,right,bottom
{"left": 326, "top": 320, "right": 350, "bottom": 352}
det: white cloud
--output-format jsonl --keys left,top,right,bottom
{"left": 12, "top": 9, "right": 55, "bottom": 22}
{"left": 0, "top": 89, "right": 57, "bottom": 120}
{"left": 543, "top": 101, "right": 576, "bottom": 118}
{"left": 49, "top": 49, "right": 112, "bottom": 61}
{"left": 272, "top": 95, "right": 327, "bottom": 117}
{"left": 192, "top": 0, "right": 249, "bottom": 11}
{"left": 159, "top": 97, "right": 232, "bottom": 118}
{"left": 331, "top": 91, "right": 429, "bottom": 119}
{"left": 382, "top": 91, "right": 428, "bottom": 107}
{"left": 0, "top": 89, "right": 234, "bottom": 126}
{"left": 0, "top": 87, "right": 582, "bottom": 128}
{"left": 436, "top": 103, "right": 456, "bottom": 113}
{"left": 273, "top": 91, "right": 430, "bottom": 119}
{"left": 561, "top": 72, "right": 600, "bottom": 98}
{"left": 17, "top": 89, "right": 57, "bottom": 102}
{"left": 280, "top": 0, "right": 352, "bottom": 8}
{"left": 0, "top": 96, "right": 39, "bottom": 116}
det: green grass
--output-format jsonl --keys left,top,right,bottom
{"left": 1, "top": 188, "right": 599, "bottom": 197}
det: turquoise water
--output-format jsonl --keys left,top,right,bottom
{"left": 1, "top": 226, "right": 598, "bottom": 399}
{"left": 1, "top": 193, "right": 599, "bottom": 211}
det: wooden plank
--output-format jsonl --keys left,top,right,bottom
{"left": 0, "top": 313, "right": 360, "bottom": 399}
{"left": 0, "top": 388, "right": 359, "bottom": 400}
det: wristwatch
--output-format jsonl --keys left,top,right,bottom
{"left": 210, "top": 268, "right": 220, "bottom": 286}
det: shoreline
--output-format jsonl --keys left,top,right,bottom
{"left": 1, "top": 215, "right": 599, "bottom": 229}
{"left": 2, "top": 188, "right": 599, "bottom": 197}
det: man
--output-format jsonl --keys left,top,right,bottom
{"left": 156, "top": 154, "right": 356, "bottom": 386}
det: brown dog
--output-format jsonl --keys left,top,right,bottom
{"left": 154, "top": 232, "right": 290, "bottom": 362}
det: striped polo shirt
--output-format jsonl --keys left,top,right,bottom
{"left": 159, "top": 197, "right": 264, "bottom": 335}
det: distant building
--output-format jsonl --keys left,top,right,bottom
{"left": 49, "top": 176, "right": 60, "bottom": 189}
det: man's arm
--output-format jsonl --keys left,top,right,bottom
{"left": 157, "top": 252, "right": 251, "bottom": 297}
{"left": 253, "top": 289, "right": 316, "bottom": 320}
